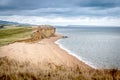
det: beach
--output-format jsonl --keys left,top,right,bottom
{"left": 0, "top": 34, "right": 92, "bottom": 70}
{"left": 0, "top": 34, "right": 95, "bottom": 80}
{"left": 0, "top": 27, "right": 120, "bottom": 80}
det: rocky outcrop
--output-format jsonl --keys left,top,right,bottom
{"left": 16, "top": 25, "right": 56, "bottom": 42}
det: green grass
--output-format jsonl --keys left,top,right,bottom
{"left": 0, "top": 26, "right": 33, "bottom": 47}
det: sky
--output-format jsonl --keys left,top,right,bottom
{"left": 0, "top": 0, "right": 120, "bottom": 26}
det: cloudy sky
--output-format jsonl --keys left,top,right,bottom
{"left": 0, "top": 0, "right": 120, "bottom": 26}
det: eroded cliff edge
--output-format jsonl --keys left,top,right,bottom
{"left": 16, "top": 25, "right": 56, "bottom": 42}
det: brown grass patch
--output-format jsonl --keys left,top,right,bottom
{"left": 0, "top": 57, "right": 120, "bottom": 80}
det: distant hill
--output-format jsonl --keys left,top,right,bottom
{"left": 0, "top": 20, "right": 20, "bottom": 25}
{"left": 0, "top": 20, "right": 32, "bottom": 26}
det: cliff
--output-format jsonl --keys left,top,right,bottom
{"left": 16, "top": 25, "right": 56, "bottom": 42}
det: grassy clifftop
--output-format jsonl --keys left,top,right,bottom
{"left": 0, "top": 26, "right": 33, "bottom": 47}
{"left": 0, "top": 25, "right": 56, "bottom": 47}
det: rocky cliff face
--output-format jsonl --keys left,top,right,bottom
{"left": 16, "top": 25, "right": 56, "bottom": 42}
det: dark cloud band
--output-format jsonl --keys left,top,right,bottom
{"left": 0, "top": 0, "right": 120, "bottom": 17}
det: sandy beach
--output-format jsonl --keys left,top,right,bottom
{"left": 0, "top": 34, "right": 92, "bottom": 70}
{"left": 0, "top": 34, "right": 120, "bottom": 79}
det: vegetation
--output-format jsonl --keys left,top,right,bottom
{"left": 0, "top": 25, "right": 55, "bottom": 46}
{"left": 0, "top": 57, "right": 120, "bottom": 80}
{"left": 0, "top": 26, "right": 33, "bottom": 47}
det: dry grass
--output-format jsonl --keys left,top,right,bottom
{"left": 0, "top": 57, "right": 120, "bottom": 80}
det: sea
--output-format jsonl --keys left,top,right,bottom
{"left": 56, "top": 26, "right": 120, "bottom": 69}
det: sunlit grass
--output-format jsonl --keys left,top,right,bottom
{"left": 0, "top": 26, "right": 33, "bottom": 47}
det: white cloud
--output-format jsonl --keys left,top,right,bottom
{"left": 0, "top": 15, "right": 120, "bottom": 26}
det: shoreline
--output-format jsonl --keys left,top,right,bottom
{"left": 55, "top": 39, "right": 97, "bottom": 69}
{"left": 1, "top": 26, "right": 120, "bottom": 79}
{"left": 0, "top": 34, "right": 93, "bottom": 70}
{"left": 48, "top": 34, "right": 94, "bottom": 69}
{"left": 1, "top": 34, "right": 120, "bottom": 80}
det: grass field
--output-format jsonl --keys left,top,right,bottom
{"left": 0, "top": 26, "right": 33, "bottom": 47}
{"left": 0, "top": 57, "right": 120, "bottom": 80}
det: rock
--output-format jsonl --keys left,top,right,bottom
{"left": 62, "top": 36, "right": 68, "bottom": 39}
{"left": 0, "top": 25, "right": 4, "bottom": 28}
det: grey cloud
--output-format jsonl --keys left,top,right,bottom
{"left": 1, "top": 7, "right": 119, "bottom": 17}
{"left": 1, "top": 0, "right": 120, "bottom": 11}
{"left": 76, "top": 0, "right": 120, "bottom": 8}
{"left": 0, "top": 0, "right": 120, "bottom": 17}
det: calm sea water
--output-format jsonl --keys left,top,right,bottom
{"left": 56, "top": 27, "right": 120, "bottom": 69}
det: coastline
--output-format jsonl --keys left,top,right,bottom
{"left": 53, "top": 34, "right": 93, "bottom": 69}
{"left": 0, "top": 34, "right": 92, "bottom": 69}
{"left": 1, "top": 33, "right": 120, "bottom": 80}
{"left": 55, "top": 39, "right": 97, "bottom": 69}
